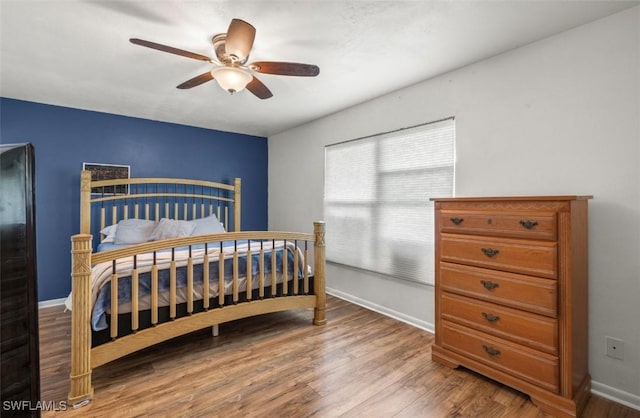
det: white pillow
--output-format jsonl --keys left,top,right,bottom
{"left": 114, "top": 219, "right": 158, "bottom": 245}
{"left": 100, "top": 224, "right": 118, "bottom": 243}
{"left": 149, "top": 218, "right": 196, "bottom": 241}
{"left": 189, "top": 214, "right": 226, "bottom": 235}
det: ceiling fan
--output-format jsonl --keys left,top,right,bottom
{"left": 130, "top": 18, "right": 319, "bottom": 99}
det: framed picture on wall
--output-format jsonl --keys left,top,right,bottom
{"left": 82, "top": 162, "right": 130, "bottom": 195}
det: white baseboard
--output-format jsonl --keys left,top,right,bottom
{"left": 38, "top": 298, "right": 66, "bottom": 309}
{"left": 328, "top": 288, "right": 640, "bottom": 412}
{"left": 327, "top": 287, "right": 434, "bottom": 333}
{"left": 592, "top": 380, "right": 640, "bottom": 411}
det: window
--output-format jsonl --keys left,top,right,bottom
{"left": 324, "top": 117, "right": 455, "bottom": 284}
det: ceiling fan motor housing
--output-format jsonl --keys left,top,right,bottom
{"left": 212, "top": 33, "right": 248, "bottom": 65}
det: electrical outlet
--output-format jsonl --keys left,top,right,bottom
{"left": 605, "top": 336, "right": 624, "bottom": 360}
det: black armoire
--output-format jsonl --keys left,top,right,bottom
{"left": 1, "top": 143, "right": 40, "bottom": 417}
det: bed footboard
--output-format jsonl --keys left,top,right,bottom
{"left": 67, "top": 222, "right": 326, "bottom": 406}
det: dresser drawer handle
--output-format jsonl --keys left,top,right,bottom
{"left": 519, "top": 220, "right": 539, "bottom": 229}
{"left": 480, "top": 280, "right": 499, "bottom": 291}
{"left": 482, "top": 312, "right": 500, "bottom": 322}
{"left": 450, "top": 217, "right": 464, "bottom": 225}
{"left": 482, "top": 345, "right": 501, "bottom": 357}
{"left": 481, "top": 247, "right": 500, "bottom": 257}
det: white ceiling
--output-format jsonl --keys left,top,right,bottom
{"left": 1, "top": 1, "right": 638, "bottom": 137}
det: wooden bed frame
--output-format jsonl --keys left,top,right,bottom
{"left": 68, "top": 171, "right": 326, "bottom": 406}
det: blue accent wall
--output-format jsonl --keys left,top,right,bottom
{"left": 0, "top": 98, "right": 268, "bottom": 301}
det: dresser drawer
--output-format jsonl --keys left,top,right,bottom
{"left": 440, "top": 210, "right": 557, "bottom": 240}
{"left": 441, "top": 320, "right": 559, "bottom": 393}
{"left": 440, "top": 234, "right": 557, "bottom": 279}
{"left": 441, "top": 292, "right": 557, "bottom": 354}
{"left": 440, "top": 262, "right": 557, "bottom": 317}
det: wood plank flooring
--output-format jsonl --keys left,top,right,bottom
{"left": 38, "top": 295, "right": 639, "bottom": 417}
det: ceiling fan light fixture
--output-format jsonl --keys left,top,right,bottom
{"left": 211, "top": 66, "right": 252, "bottom": 94}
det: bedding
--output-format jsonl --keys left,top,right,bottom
{"left": 98, "top": 214, "right": 226, "bottom": 248}
{"left": 67, "top": 240, "right": 304, "bottom": 331}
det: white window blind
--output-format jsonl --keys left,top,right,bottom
{"left": 324, "top": 117, "right": 455, "bottom": 284}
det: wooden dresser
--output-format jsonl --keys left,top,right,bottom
{"left": 431, "top": 196, "right": 591, "bottom": 418}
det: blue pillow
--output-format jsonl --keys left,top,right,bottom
{"left": 100, "top": 224, "right": 118, "bottom": 243}
{"left": 114, "top": 219, "right": 158, "bottom": 244}
{"left": 189, "top": 214, "right": 226, "bottom": 235}
{"left": 149, "top": 218, "right": 196, "bottom": 241}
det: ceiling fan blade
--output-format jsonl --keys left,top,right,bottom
{"left": 246, "top": 76, "right": 273, "bottom": 99}
{"left": 176, "top": 71, "right": 214, "bottom": 89}
{"left": 249, "top": 61, "right": 319, "bottom": 77}
{"left": 225, "top": 19, "right": 256, "bottom": 62}
{"left": 130, "top": 38, "right": 212, "bottom": 62}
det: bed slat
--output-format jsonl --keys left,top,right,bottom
{"left": 110, "top": 273, "right": 118, "bottom": 340}
{"left": 131, "top": 268, "right": 139, "bottom": 332}
{"left": 169, "top": 259, "right": 176, "bottom": 319}
{"left": 271, "top": 245, "right": 277, "bottom": 297}
{"left": 246, "top": 246, "right": 252, "bottom": 301}
{"left": 111, "top": 207, "right": 117, "bottom": 228}
{"left": 203, "top": 253, "right": 210, "bottom": 310}
{"left": 151, "top": 264, "right": 158, "bottom": 325}
{"left": 232, "top": 247, "right": 239, "bottom": 303}
{"left": 218, "top": 251, "right": 225, "bottom": 306}
{"left": 304, "top": 246, "right": 309, "bottom": 294}
{"left": 259, "top": 247, "right": 265, "bottom": 299}
{"left": 293, "top": 243, "right": 299, "bottom": 295}
{"left": 100, "top": 208, "right": 106, "bottom": 239}
{"left": 187, "top": 254, "right": 194, "bottom": 314}
{"left": 283, "top": 241, "right": 289, "bottom": 295}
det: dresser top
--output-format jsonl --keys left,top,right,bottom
{"left": 430, "top": 195, "right": 592, "bottom": 202}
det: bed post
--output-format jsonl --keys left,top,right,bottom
{"left": 80, "top": 170, "right": 92, "bottom": 234}
{"left": 233, "top": 178, "right": 241, "bottom": 232}
{"left": 313, "top": 221, "right": 327, "bottom": 325}
{"left": 68, "top": 234, "right": 94, "bottom": 406}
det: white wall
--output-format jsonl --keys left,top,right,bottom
{"left": 269, "top": 6, "right": 640, "bottom": 407}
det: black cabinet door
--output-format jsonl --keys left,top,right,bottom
{"left": 1, "top": 143, "right": 40, "bottom": 417}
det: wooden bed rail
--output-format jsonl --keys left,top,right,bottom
{"left": 68, "top": 221, "right": 326, "bottom": 406}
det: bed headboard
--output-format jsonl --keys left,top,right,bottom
{"left": 79, "top": 170, "right": 241, "bottom": 236}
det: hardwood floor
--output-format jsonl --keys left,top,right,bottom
{"left": 38, "top": 296, "right": 639, "bottom": 417}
